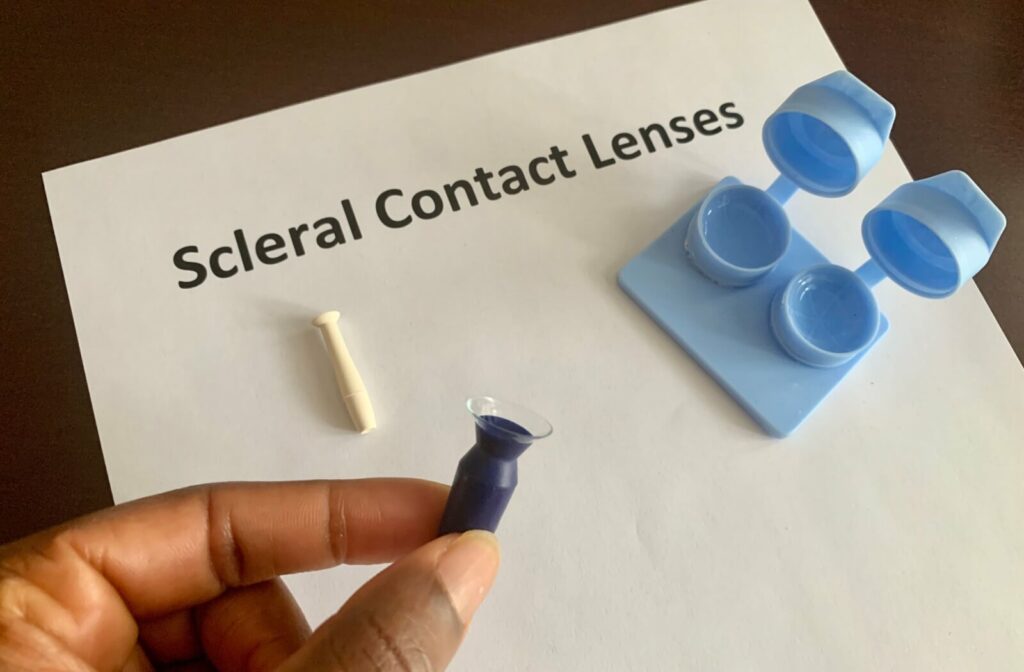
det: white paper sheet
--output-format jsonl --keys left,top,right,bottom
{"left": 43, "top": 0, "right": 1024, "bottom": 668}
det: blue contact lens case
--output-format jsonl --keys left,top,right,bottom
{"left": 619, "top": 71, "right": 1005, "bottom": 436}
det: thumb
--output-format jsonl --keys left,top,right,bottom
{"left": 277, "top": 531, "right": 500, "bottom": 672}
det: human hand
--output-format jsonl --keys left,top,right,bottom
{"left": 0, "top": 479, "right": 500, "bottom": 671}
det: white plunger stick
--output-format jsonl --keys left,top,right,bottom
{"left": 312, "top": 311, "right": 376, "bottom": 434}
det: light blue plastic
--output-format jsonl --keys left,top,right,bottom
{"left": 770, "top": 264, "right": 880, "bottom": 368}
{"left": 618, "top": 71, "right": 1005, "bottom": 436}
{"left": 682, "top": 70, "right": 896, "bottom": 290}
{"left": 861, "top": 170, "right": 1006, "bottom": 298}
{"left": 769, "top": 170, "right": 1005, "bottom": 369}
{"left": 684, "top": 182, "right": 791, "bottom": 286}
{"left": 619, "top": 178, "right": 889, "bottom": 437}
{"left": 763, "top": 71, "right": 895, "bottom": 197}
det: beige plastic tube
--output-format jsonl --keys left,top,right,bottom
{"left": 312, "top": 310, "right": 376, "bottom": 434}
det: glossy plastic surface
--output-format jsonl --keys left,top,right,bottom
{"left": 618, "top": 73, "right": 1003, "bottom": 437}
{"left": 438, "top": 397, "right": 551, "bottom": 535}
{"left": 763, "top": 71, "right": 895, "bottom": 197}
{"left": 862, "top": 170, "right": 1006, "bottom": 298}
{"left": 685, "top": 183, "right": 791, "bottom": 287}
{"left": 770, "top": 264, "right": 879, "bottom": 368}
{"left": 618, "top": 178, "right": 889, "bottom": 437}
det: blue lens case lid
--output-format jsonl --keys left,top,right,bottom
{"left": 862, "top": 170, "right": 1006, "bottom": 298}
{"left": 762, "top": 71, "right": 896, "bottom": 197}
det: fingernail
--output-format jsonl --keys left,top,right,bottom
{"left": 436, "top": 531, "right": 501, "bottom": 624}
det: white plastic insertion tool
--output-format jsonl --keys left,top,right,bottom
{"left": 312, "top": 310, "right": 377, "bottom": 434}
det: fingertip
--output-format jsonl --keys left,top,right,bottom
{"left": 276, "top": 531, "right": 503, "bottom": 672}
{"left": 436, "top": 531, "right": 501, "bottom": 625}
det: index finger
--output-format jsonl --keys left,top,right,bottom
{"left": 5, "top": 479, "right": 448, "bottom": 618}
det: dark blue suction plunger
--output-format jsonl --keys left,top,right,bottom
{"left": 438, "top": 397, "right": 553, "bottom": 535}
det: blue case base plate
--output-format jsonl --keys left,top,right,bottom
{"left": 618, "top": 178, "right": 888, "bottom": 437}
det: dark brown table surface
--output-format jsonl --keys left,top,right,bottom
{"left": 2, "top": 1, "right": 1021, "bottom": 544}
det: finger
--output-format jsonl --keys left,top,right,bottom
{"left": 196, "top": 578, "right": 310, "bottom": 672}
{"left": 278, "top": 531, "right": 500, "bottom": 672}
{"left": 0, "top": 479, "right": 447, "bottom": 670}
{"left": 120, "top": 644, "right": 155, "bottom": 672}
{"left": 162, "top": 662, "right": 216, "bottom": 672}
{"left": 138, "top": 610, "right": 201, "bottom": 665}
{"left": 24, "top": 478, "right": 448, "bottom": 616}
